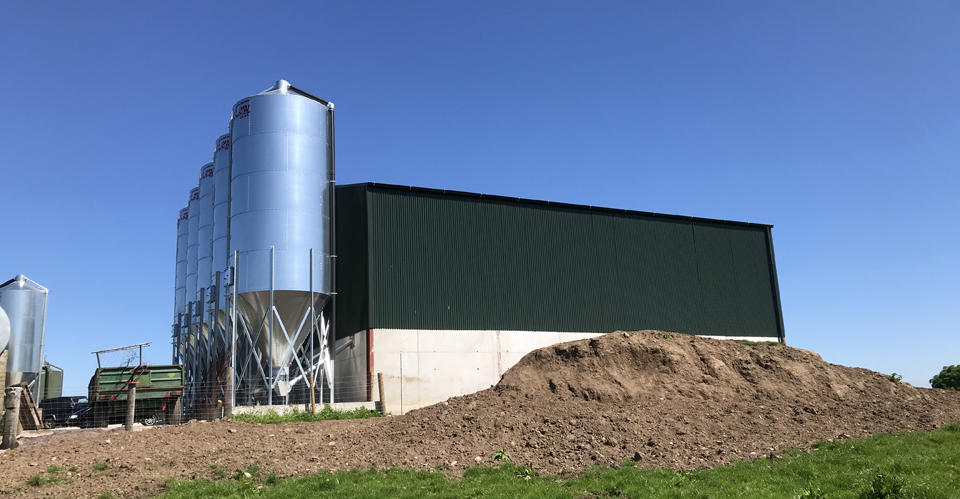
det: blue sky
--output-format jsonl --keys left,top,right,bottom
{"left": 1, "top": 1, "right": 956, "bottom": 390}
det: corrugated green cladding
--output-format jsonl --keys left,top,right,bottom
{"left": 334, "top": 185, "right": 370, "bottom": 338}
{"left": 335, "top": 184, "right": 784, "bottom": 340}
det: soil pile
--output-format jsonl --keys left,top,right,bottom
{"left": 1, "top": 330, "right": 958, "bottom": 499}
{"left": 397, "top": 331, "right": 960, "bottom": 472}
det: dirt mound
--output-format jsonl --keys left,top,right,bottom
{"left": 1, "top": 330, "right": 958, "bottom": 498}
{"left": 392, "top": 330, "right": 959, "bottom": 472}
{"left": 501, "top": 330, "right": 910, "bottom": 406}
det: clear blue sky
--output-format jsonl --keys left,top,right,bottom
{"left": 1, "top": 1, "right": 956, "bottom": 391}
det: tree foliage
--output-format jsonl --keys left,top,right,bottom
{"left": 930, "top": 365, "right": 960, "bottom": 391}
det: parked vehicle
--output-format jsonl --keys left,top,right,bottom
{"left": 69, "top": 405, "right": 94, "bottom": 427}
{"left": 87, "top": 364, "right": 183, "bottom": 427}
{"left": 37, "top": 396, "right": 87, "bottom": 429}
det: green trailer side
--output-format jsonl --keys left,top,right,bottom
{"left": 88, "top": 365, "right": 184, "bottom": 426}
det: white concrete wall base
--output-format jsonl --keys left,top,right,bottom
{"left": 369, "top": 329, "right": 603, "bottom": 415}
{"left": 332, "top": 329, "right": 786, "bottom": 416}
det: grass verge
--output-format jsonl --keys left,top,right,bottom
{"left": 156, "top": 424, "right": 960, "bottom": 498}
{"left": 230, "top": 404, "right": 382, "bottom": 424}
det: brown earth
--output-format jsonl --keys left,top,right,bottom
{"left": 1, "top": 330, "right": 959, "bottom": 498}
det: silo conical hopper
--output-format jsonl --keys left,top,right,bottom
{"left": 0, "top": 275, "right": 48, "bottom": 397}
{"left": 229, "top": 80, "right": 332, "bottom": 403}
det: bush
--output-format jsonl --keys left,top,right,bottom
{"left": 930, "top": 365, "right": 960, "bottom": 391}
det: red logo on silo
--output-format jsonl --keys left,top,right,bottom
{"left": 200, "top": 164, "right": 214, "bottom": 180}
{"left": 178, "top": 209, "right": 189, "bottom": 221}
{"left": 216, "top": 135, "right": 231, "bottom": 152}
{"left": 233, "top": 99, "right": 250, "bottom": 119}
{"left": 189, "top": 189, "right": 200, "bottom": 202}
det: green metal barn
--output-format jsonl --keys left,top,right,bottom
{"left": 332, "top": 183, "right": 785, "bottom": 413}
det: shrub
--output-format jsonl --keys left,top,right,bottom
{"left": 930, "top": 365, "right": 960, "bottom": 391}
{"left": 888, "top": 373, "right": 902, "bottom": 384}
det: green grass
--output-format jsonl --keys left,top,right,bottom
{"left": 92, "top": 461, "right": 110, "bottom": 471}
{"left": 26, "top": 465, "right": 73, "bottom": 487}
{"left": 155, "top": 424, "right": 960, "bottom": 498}
{"left": 231, "top": 404, "right": 382, "bottom": 424}
{"left": 210, "top": 463, "right": 227, "bottom": 480}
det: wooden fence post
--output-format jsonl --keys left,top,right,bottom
{"left": 223, "top": 366, "right": 233, "bottom": 419}
{"left": 377, "top": 372, "right": 386, "bottom": 415}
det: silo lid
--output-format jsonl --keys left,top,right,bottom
{"left": 255, "top": 80, "right": 332, "bottom": 107}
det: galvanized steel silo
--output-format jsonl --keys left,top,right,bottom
{"left": 173, "top": 206, "right": 190, "bottom": 362}
{"left": 185, "top": 187, "right": 201, "bottom": 318}
{"left": 229, "top": 80, "right": 333, "bottom": 401}
{"left": 174, "top": 207, "right": 190, "bottom": 318}
{"left": 0, "top": 305, "right": 9, "bottom": 354}
{"left": 211, "top": 134, "right": 231, "bottom": 307}
{"left": 0, "top": 275, "right": 48, "bottom": 394}
{"left": 197, "top": 162, "right": 215, "bottom": 329}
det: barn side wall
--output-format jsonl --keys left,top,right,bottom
{"left": 336, "top": 184, "right": 784, "bottom": 341}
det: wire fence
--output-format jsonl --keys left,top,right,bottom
{"left": 21, "top": 373, "right": 374, "bottom": 429}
